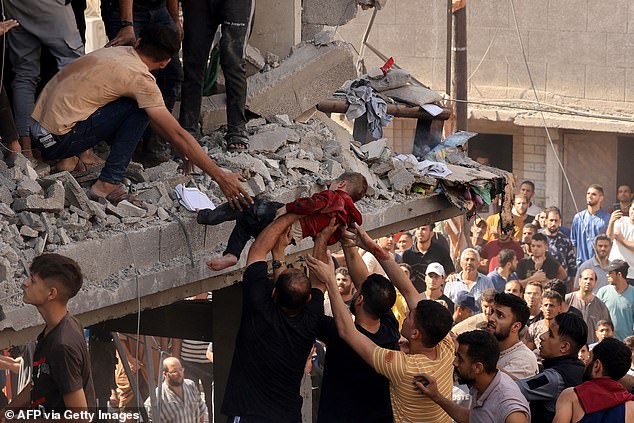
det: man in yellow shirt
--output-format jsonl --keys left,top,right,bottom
{"left": 307, "top": 223, "right": 455, "bottom": 423}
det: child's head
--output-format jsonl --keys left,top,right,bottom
{"left": 330, "top": 172, "right": 368, "bottom": 202}
{"left": 595, "top": 320, "right": 615, "bottom": 342}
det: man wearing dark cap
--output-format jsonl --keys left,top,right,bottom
{"left": 453, "top": 292, "right": 479, "bottom": 325}
{"left": 596, "top": 259, "right": 634, "bottom": 340}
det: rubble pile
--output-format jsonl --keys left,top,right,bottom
{"left": 0, "top": 112, "right": 464, "bottom": 305}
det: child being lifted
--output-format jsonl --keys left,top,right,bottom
{"left": 198, "top": 172, "right": 368, "bottom": 271}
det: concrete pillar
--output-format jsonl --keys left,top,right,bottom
{"left": 212, "top": 283, "right": 243, "bottom": 422}
{"left": 250, "top": 0, "right": 302, "bottom": 59}
{"left": 545, "top": 129, "right": 563, "bottom": 212}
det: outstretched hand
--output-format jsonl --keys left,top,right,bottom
{"left": 273, "top": 226, "right": 294, "bottom": 255}
{"left": 305, "top": 253, "right": 336, "bottom": 288}
{"left": 343, "top": 222, "right": 375, "bottom": 250}
{"left": 315, "top": 218, "right": 340, "bottom": 242}
{"left": 216, "top": 171, "right": 253, "bottom": 211}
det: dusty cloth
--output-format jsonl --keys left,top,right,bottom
{"left": 345, "top": 80, "right": 393, "bottom": 139}
{"left": 286, "top": 190, "right": 362, "bottom": 245}
{"left": 32, "top": 46, "right": 164, "bottom": 135}
{"left": 575, "top": 377, "right": 634, "bottom": 414}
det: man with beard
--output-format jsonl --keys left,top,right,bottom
{"left": 516, "top": 313, "right": 587, "bottom": 422}
{"left": 488, "top": 249, "right": 520, "bottom": 292}
{"left": 520, "top": 180, "right": 542, "bottom": 218}
{"left": 524, "top": 281, "right": 544, "bottom": 326}
{"left": 597, "top": 260, "right": 634, "bottom": 340}
{"left": 565, "top": 269, "right": 611, "bottom": 344}
{"left": 553, "top": 338, "right": 634, "bottom": 422}
{"left": 309, "top": 223, "right": 455, "bottom": 423}
{"left": 488, "top": 293, "right": 538, "bottom": 380}
{"left": 444, "top": 248, "right": 494, "bottom": 308}
{"left": 401, "top": 225, "right": 455, "bottom": 292}
{"left": 315, "top": 224, "right": 399, "bottom": 423}
{"left": 523, "top": 290, "right": 563, "bottom": 354}
{"left": 415, "top": 330, "right": 530, "bottom": 423}
{"left": 145, "top": 356, "right": 207, "bottom": 422}
{"left": 574, "top": 234, "right": 612, "bottom": 292}
{"left": 571, "top": 184, "right": 611, "bottom": 267}
{"left": 521, "top": 223, "right": 537, "bottom": 257}
{"left": 323, "top": 267, "right": 354, "bottom": 317}
{"left": 614, "top": 184, "right": 633, "bottom": 213}
{"left": 541, "top": 207, "right": 577, "bottom": 289}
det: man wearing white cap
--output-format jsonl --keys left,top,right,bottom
{"left": 422, "top": 262, "right": 455, "bottom": 313}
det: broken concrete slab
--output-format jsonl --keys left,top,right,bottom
{"left": 248, "top": 127, "right": 295, "bottom": 153}
{"left": 19, "top": 225, "right": 39, "bottom": 238}
{"left": 0, "top": 186, "right": 12, "bottom": 205}
{"left": 141, "top": 161, "right": 180, "bottom": 183}
{"left": 43, "top": 172, "right": 93, "bottom": 216}
{"left": 201, "top": 94, "right": 228, "bottom": 134}
{"left": 323, "top": 159, "right": 345, "bottom": 180}
{"left": 269, "top": 114, "right": 293, "bottom": 126}
{"left": 388, "top": 168, "right": 416, "bottom": 193}
{"left": 246, "top": 42, "right": 356, "bottom": 120}
{"left": 12, "top": 181, "right": 65, "bottom": 213}
{"left": 285, "top": 158, "right": 321, "bottom": 174}
{"left": 244, "top": 174, "right": 266, "bottom": 197}
{"left": 360, "top": 138, "right": 387, "bottom": 161}
{"left": 313, "top": 29, "right": 336, "bottom": 46}
{"left": 245, "top": 44, "right": 266, "bottom": 76}
{"left": 58, "top": 227, "right": 72, "bottom": 245}
{"left": 0, "top": 204, "right": 15, "bottom": 218}
{"left": 303, "top": 0, "right": 358, "bottom": 26}
{"left": 16, "top": 179, "right": 43, "bottom": 197}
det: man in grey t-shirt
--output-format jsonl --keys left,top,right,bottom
{"left": 416, "top": 331, "right": 530, "bottom": 423}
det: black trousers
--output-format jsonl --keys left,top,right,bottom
{"left": 197, "top": 198, "right": 282, "bottom": 259}
{"left": 180, "top": 0, "right": 255, "bottom": 138}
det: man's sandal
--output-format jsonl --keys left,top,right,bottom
{"left": 87, "top": 184, "right": 149, "bottom": 210}
{"left": 226, "top": 135, "right": 249, "bottom": 152}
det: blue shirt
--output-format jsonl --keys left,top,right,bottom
{"left": 487, "top": 269, "right": 519, "bottom": 292}
{"left": 571, "top": 209, "right": 610, "bottom": 267}
{"left": 444, "top": 272, "right": 494, "bottom": 309}
{"left": 596, "top": 284, "right": 634, "bottom": 340}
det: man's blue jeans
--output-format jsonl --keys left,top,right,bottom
{"left": 34, "top": 98, "right": 149, "bottom": 184}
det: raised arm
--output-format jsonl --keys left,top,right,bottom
{"left": 310, "top": 219, "right": 341, "bottom": 293}
{"left": 247, "top": 213, "right": 301, "bottom": 266}
{"left": 305, "top": 254, "right": 378, "bottom": 367}
{"left": 340, "top": 229, "right": 371, "bottom": 291}
{"left": 350, "top": 223, "right": 423, "bottom": 310}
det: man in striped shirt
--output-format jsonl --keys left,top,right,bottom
{"left": 306, "top": 223, "right": 455, "bottom": 423}
{"left": 145, "top": 356, "right": 207, "bottom": 423}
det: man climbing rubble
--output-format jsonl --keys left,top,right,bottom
{"left": 29, "top": 24, "right": 251, "bottom": 210}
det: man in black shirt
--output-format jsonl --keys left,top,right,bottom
{"left": 517, "top": 233, "right": 567, "bottom": 285}
{"left": 314, "top": 223, "right": 399, "bottom": 423}
{"left": 17, "top": 254, "right": 95, "bottom": 414}
{"left": 222, "top": 213, "right": 324, "bottom": 423}
{"left": 402, "top": 225, "right": 455, "bottom": 292}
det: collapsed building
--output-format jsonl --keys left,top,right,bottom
{"left": 0, "top": 0, "right": 512, "bottom": 419}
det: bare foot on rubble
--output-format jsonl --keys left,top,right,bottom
{"left": 207, "top": 254, "right": 238, "bottom": 271}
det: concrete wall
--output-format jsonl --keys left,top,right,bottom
{"left": 337, "top": 0, "right": 634, "bottom": 111}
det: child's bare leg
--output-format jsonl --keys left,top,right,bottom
{"left": 207, "top": 254, "right": 238, "bottom": 271}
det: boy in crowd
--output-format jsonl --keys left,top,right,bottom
{"left": 198, "top": 172, "right": 367, "bottom": 270}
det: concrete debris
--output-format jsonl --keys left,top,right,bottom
{"left": 0, "top": 186, "right": 12, "bottom": 205}
{"left": 19, "top": 226, "right": 39, "bottom": 238}
{"left": 249, "top": 127, "right": 296, "bottom": 153}
{"left": 303, "top": 0, "right": 358, "bottom": 26}
{"left": 269, "top": 114, "right": 293, "bottom": 126}
{"left": 12, "top": 181, "right": 65, "bottom": 213}
{"left": 201, "top": 94, "right": 228, "bottom": 133}
{"left": 16, "top": 179, "right": 43, "bottom": 197}
{"left": 244, "top": 174, "right": 267, "bottom": 197}
{"left": 358, "top": 0, "right": 388, "bottom": 10}
{"left": 245, "top": 42, "right": 356, "bottom": 120}
{"left": 285, "top": 158, "right": 320, "bottom": 174}
{"left": 109, "top": 200, "right": 146, "bottom": 219}
{"left": 0, "top": 204, "right": 14, "bottom": 217}
{"left": 245, "top": 44, "right": 266, "bottom": 76}
{"left": 140, "top": 161, "right": 180, "bottom": 183}
{"left": 157, "top": 207, "right": 170, "bottom": 221}
{"left": 44, "top": 172, "right": 93, "bottom": 215}
{"left": 367, "top": 67, "right": 384, "bottom": 79}
{"left": 388, "top": 167, "right": 416, "bottom": 193}
{"left": 246, "top": 118, "right": 267, "bottom": 129}
{"left": 368, "top": 68, "right": 411, "bottom": 92}
{"left": 58, "top": 228, "right": 72, "bottom": 245}
{"left": 313, "top": 30, "right": 336, "bottom": 46}
{"left": 360, "top": 138, "right": 388, "bottom": 161}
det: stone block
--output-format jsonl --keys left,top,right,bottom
{"left": 244, "top": 174, "right": 266, "bottom": 196}
{"left": 0, "top": 203, "right": 14, "bottom": 217}
{"left": 19, "top": 226, "right": 39, "bottom": 238}
{"left": 43, "top": 171, "right": 93, "bottom": 215}
{"left": 302, "top": 0, "right": 357, "bottom": 26}
{"left": 248, "top": 127, "right": 295, "bottom": 153}
{"left": 0, "top": 172, "right": 16, "bottom": 192}
{"left": 360, "top": 138, "right": 387, "bottom": 161}
{"left": 387, "top": 168, "right": 415, "bottom": 193}
{"left": 585, "top": 66, "right": 625, "bottom": 101}
{"left": 115, "top": 200, "right": 147, "bottom": 218}
{"left": 587, "top": 0, "right": 627, "bottom": 33}
{"left": 546, "top": 63, "right": 585, "bottom": 98}
{"left": 323, "top": 159, "right": 345, "bottom": 180}
{"left": 285, "top": 158, "right": 320, "bottom": 173}
{"left": 0, "top": 185, "right": 12, "bottom": 206}
{"left": 13, "top": 181, "right": 65, "bottom": 213}
{"left": 245, "top": 44, "right": 265, "bottom": 76}
{"left": 17, "top": 212, "right": 43, "bottom": 231}
{"left": 58, "top": 228, "right": 72, "bottom": 245}
{"left": 269, "top": 114, "right": 293, "bottom": 126}
{"left": 16, "top": 179, "right": 43, "bottom": 197}
{"left": 246, "top": 42, "right": 356, "bottom": 120}
{"left": 201, "top": 94, "right": 228, "bottom": 134}
{"left": 141, "top": 161, "right": 180, "bottom": 183}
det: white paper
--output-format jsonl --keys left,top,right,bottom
{"left": 422, "top": 104, "right": 443, "bottom": 117}
{"left": 175, "top": 184, "right": 215, "bottom": 211}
